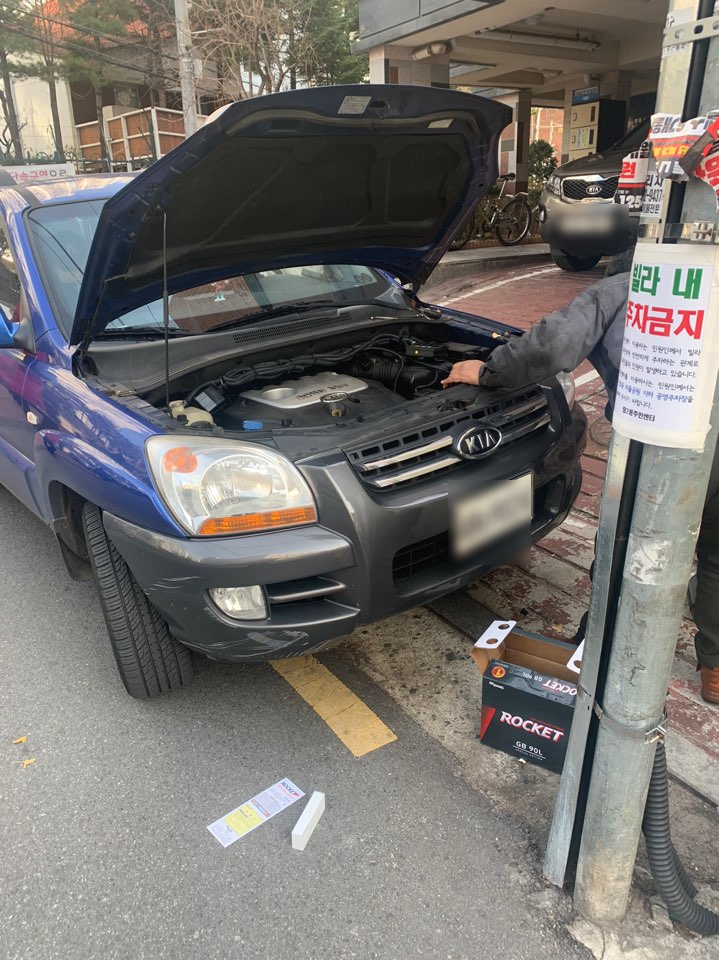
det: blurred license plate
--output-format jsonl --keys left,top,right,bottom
{"left": 561, "top": 217, "right": 609, "bottom": 233}
{"left": 560, "top": 211, "right": 614, "bottom": 234}
{"left": 452, "top": 474, "right": 533, "bottom": 559}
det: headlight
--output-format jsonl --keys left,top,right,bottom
{"left": 546, "top": 174, "right": 562, "bottom": 196}
{"left": 555, "top": 371, "right": 576, "bottom": 411}
{"left": 146, "top": 436, "right": 317, "bottom": 536}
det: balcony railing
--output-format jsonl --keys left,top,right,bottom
{"left": 76, "top": 106, "right": 204, "bottom": 170}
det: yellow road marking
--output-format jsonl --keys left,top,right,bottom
{"left": 271, "top": 656, "right": 397, "bottom": 757}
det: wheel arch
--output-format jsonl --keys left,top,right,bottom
{"left": 47, "top": 481, "right": 93, "bottom": 581}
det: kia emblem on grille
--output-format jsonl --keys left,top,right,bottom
{"left": 453, "top": 425, "right": 503, "bottom": 460}
{"left": 586, "top": 184, "right": 602, "bottom": 196}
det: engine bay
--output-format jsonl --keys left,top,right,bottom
{"left": 166, "top": 331, "right": 491, "bottom": 432}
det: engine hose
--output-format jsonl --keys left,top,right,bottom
{"left": 642, "top": 742, "right": 719, "bottom": 934}
{"left": 349, "top": 357, "right": 400, "bottom": 384}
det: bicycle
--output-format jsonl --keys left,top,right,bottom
{"left": 449, "top": 173, "right": 533, "bottom": 250}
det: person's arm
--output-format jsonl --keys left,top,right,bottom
{"left": 442, "top": 275, "right": 627, "bottom": 389}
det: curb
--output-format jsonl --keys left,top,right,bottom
{"left": 422, "top": 244, "right": 552, "bottom": 289}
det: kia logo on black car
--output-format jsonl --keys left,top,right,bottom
{"left": 453, "top": 425, "right": 503, "bottom": 460}
{"left": 585, "top": 184, "right": 602, "bottom": 196}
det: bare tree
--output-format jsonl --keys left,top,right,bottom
{"left": 191, "top": 0, "right": 321, "bottom": 101}
{"left": 133, "top": 0, "right": 179, "bottom": 107}
{"left": 0, "top": 49, "right": 23, "bottom": 158}
{"left": 0, "top": 0, "right": 28, "bottom": 159}
{"left": 16, "top": 0, "right": 67, "bottom": 158}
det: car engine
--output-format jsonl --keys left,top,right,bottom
{"left": 225, "top": 372, "right": 400, "bottom": 429}
{"left": 170, "top": 332, "right": 486, "bottom": 431}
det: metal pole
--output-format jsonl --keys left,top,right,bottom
{"left": 174, "top": 0, "right": 198, "bottom": 138}
{"left": 544, "top": 0, "right": 702, "bottom": 890}
{"left": 543, "top": 433, "right": 636, "bottom": 886}
{"left": 575, "top": 426, "right": 719, "bottom": 922}
{"left": 574, "top": 0, "right": 719, "bottom": 923}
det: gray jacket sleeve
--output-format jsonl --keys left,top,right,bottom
{"left": 478, "top": 273, "right": 629, "bottom": 390}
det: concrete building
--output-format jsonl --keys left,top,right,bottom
{"left": 355, "top": 0, "right": 665, "bottom": 188}
{"left": 11, "top": 75, "right": 76, "bottom": 158}
{"left": 7, "top": 37, "right": 219, "bottom": 165}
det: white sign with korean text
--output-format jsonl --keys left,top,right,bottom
{"left": 642, "top": 172, "right": 665, "bottom": 219}
{"left": 614, "top": 244, "right": 719, "bottom": 449}
{"left": 2, "top": 163, "right": 76, "bottom": 182}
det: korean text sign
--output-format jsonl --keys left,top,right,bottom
{"left": 615, "top": 244, "right": 719, "bottom": 449}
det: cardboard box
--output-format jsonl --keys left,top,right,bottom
{"left": 476, "top": 629, "right": 578, "bottom": 774}
{"left": 472, "top": 625, "right": 579, "bottom": 681}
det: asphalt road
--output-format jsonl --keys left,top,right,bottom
{"left": 0, "top": 482, "right": 591, "bottom": 960}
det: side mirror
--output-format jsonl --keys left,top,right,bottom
{"left": 0, "top": 307, "right": 18, "bottom": 348}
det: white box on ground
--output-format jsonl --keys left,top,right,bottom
{"left": 291, "top": 791, "right": 326, "bottom": 851}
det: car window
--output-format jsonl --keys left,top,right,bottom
{"left": 27, "top": 200, "right": 392, "bottom": 338}
{"left": 610, "top": 120, "right": 651, "bottom": 153}
{"left": 0, "top": 226, "right": 21, "bottom": 323}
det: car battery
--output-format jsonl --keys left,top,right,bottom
{"left": 479, "top": 659, "right": 576, "bottom": 773}
{"left": 473, "top": 623, "right": 580, "bottom": 774}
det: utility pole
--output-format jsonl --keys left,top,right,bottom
{"left": 569, "top": 0, "right": 719, "bottom": 922}
{"left": 174, "top": 0, "right": 198, "bottom": 138}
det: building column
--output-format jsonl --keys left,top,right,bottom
{"left": 561, "top": 82, "right": 575, "bottom": 163}
{"left": 368, "top": 45, "right": 450, "bottom": 88}
{"left": 513, "top": 89, "right": 532, "bottom": 193}
{"left": 497, "top": 90, "right": 532, "bottom": 191}
{"left": 599, "top": 70, "right": 633, "bottom": 103}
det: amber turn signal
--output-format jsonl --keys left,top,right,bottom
{"left": 162, "top": 446, "right": 199, "bottom": 473}
{"left": 198, "top": 505, "right": 317, "bottom": 536}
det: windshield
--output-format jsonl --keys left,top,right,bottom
{"left": 610, "top": 120, "right": 651, "bottom": 153}
{"left": 27, "top": 200, "right": 394, "bottom": 338}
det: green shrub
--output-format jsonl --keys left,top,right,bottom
{"left": 528, "top": 139, "right": 557, "bottom": 194}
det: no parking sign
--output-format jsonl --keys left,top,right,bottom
{"left": 614, "top": 243, "right": 719, "bottom": 449}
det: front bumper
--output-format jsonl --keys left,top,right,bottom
{"left": 539, "top": 191, "right": 637, "bottom": 258}
{"left": 104, "top": 402, "right": 587, "bottom": 662}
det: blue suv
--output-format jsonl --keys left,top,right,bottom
{"left": 0, "top": 85, "right": 586, "bottom": 697}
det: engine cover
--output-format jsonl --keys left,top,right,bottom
{"left": 219, "top": 371, "right": 401, "bottom": 430}
{"left": 240, "top": 372, "right": 368, "bottom": 410}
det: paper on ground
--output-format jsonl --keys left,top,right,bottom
{"left": 208, "top": 778, "right": 305, "bottom": 847}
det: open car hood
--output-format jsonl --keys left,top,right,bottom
{"left": 70, "top": 85, "right": 511, "bottom": 345}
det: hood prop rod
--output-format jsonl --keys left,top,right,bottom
{"left": 161, "top": 209, "right": 170, "bottom": 411}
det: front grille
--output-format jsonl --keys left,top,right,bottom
{"left": 345, "top": 389, "right": 551, "bottom": 491}
{"left": 392, "top": 478, "right": 559, "bottom": 586}
{"left": 561, "top": 176, "right": 619, "bottom": 201}
{"left": 393, "top": 533, "right": 449, "bottom": 584}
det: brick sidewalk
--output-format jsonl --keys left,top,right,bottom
{"left": 430, "top": 263, "right": 719, "bottom": 804}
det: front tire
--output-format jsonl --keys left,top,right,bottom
{"left": 82, "top": 502, "right": 198, "bottom": 698}
{"left": 551, "top": 249, "right": 601, "bottom": 272}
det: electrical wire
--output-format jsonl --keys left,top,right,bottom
{"left": 0, "top": 0, "right": 167, "bottom": 58}
{"left": 2, "top": 20, "right": 181, "bottom": 87}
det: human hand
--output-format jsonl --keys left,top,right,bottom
{"left": 441, "top": 359, "right": 485, "bottom": 388}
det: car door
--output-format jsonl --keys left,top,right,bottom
{"left": 0, "top": 223, "right": 39, "bottom": 512}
